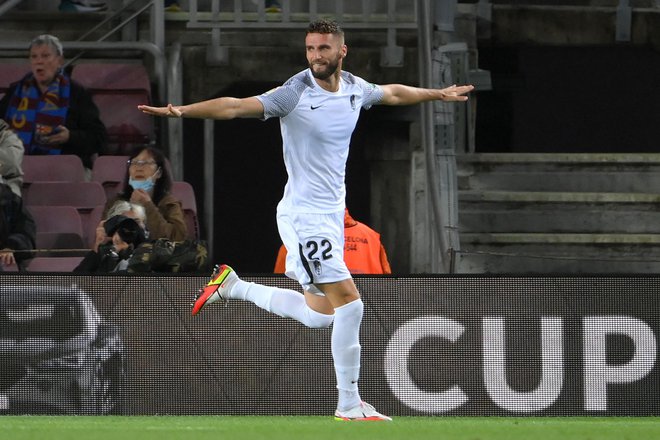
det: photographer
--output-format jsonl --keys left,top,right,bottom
{"left": 74, "top": 203, "right": 146, "bottom": 273}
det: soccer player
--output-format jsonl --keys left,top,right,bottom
{"left": 138, "top": 19, "right": 473, "bottom": 421}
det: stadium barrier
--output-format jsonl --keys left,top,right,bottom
{"left": 0, "top": 274, "right": 658, "bottom": 416}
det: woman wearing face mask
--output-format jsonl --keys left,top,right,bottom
{"left": 104, "top": 146, "right": 187, "bottom": 241}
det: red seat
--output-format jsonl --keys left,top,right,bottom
{"left": 0, "top": 64, "right": 30, "bottom": 98}
{"left": 28, "top": 206, "right": 87, "bottom": 256}
{"left": 92, "top": 94, "right": 153, "bottom": 154}
{"left": 2, "top": 262, "right": 20, "bottom": 272}
{"left": 71, "top": 63, "right": 151, "bottom": 92}
{"left": 23, "top": 182, "right": 107, "bottom": 246}
{"left": 22, "top": 155, "right": 87, "bottom": 187}
{"left": 92, "top": 155, "right": 130, "bottom": 200}
{"left": 171, "top": 181, "right": 200, "bottom": 240}
{"left": 84, "top": 205, "right": 105, "bottom": 249}
{"left": 71, "top": 63, "right": 154, "bottom": 155}
{"left": 24, "top": 181, "right": 106, "bottom": 209}
{"left": 26, "top": 257, "right": 85, "bottom": 272}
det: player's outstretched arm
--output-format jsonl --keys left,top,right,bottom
{"left": 138, "top": 96, "right": 264, "bottom": 120}
{"left": 379, "top": 84, "right": 474, "bottom": 106}
{"left": 138, "top": 103, "right": 183, "bottom": 117}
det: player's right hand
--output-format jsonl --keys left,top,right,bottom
{"left": 137, "top": 103, "right": 183, "bottom": 118}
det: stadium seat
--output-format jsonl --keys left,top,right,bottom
{"left": 0, "top": 63, "right": 30, "bottom": 100}
{"left": 92, "top": 94, "right": 153, "bottom": 154}
{"left": 26, "top": 256, "right": 85, "bottom": 272}
{"left": 22, "top": 155, "right": 87, "bottom": 193}
{"left": 2, "top": 262, "right": 20, "bottom": 272}
{"left": 71, "top": 63, "right": 154, "bottom": 155}
{"left": 24, "top": 181, "right": 106, "bottom": 209}
{"left": 71, "top": 63, "right": 151, "bottom": 92}
{"left": 92, "top": 155, "right": 130, "bottom": 200}
{"left": 84, "top": 205, "right": 105, "bottom": 249}
{"left": 36, "top": 232, "right": 87, "bottom": 256}
{"left": 171, "top": 181, "right": 200, "bottom": 240}
{"left": 23, "top": 181, "right": 107, "bottom": 246}
{"left": 28, "top": 206, "right": 87, "bottom": 256}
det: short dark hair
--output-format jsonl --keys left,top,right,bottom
{"left": 306, "top": 19, "right": 344, "bottom": 39}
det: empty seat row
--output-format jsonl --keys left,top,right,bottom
{"left": 72, "top": 63, "right": 154, "bottom": 155}
{"left": 11, "top": 179, "right": 199, "bottom": 272}
{"left": 22, "top": 154, "right": 200, "bottom": 241}
{"left": 24, "top": 181, "right": 106, "bottom": 249}
{"left": 27, "top": 206, "right": 88, "bottom": 272}
{"left": 23, "top": 154, "right": 127, "bottom": 199}
{"left": 23, "top": 154, "right": 128, "bottom": 199}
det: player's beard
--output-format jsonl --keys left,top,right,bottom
{"left": 309, "top": 54, "right": 341, "bottom": 80}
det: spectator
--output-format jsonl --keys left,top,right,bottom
{"left": 265, "top": 0, "right": 282, "bottom": 13}
{"left": 0, "top": 34, "right": 107, "bottom": 174}
{"left": 0, "top": 120, "right": 24, "bottom": 198}
{"left": 74, "top": 201, "right": 147, "bottom": 273}
{"left": 274, "top": 208, "right": 391, "bottom": 274}
{"left": 165, "top": 1, "right": 181, "bottom": 12}
{"left": 105, "top": 146, "right": 187, "bottom": 241}
{"left": 75, "top": 200, "right": 207, "bottom": 273}
{"left": 0, "top": 181, "right": 36, "bottom": 271}
{"left": 59, "top": 1, "right": 107, "bottom": 12}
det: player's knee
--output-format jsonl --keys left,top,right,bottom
{"left": 305, "top": 308, "right": 334, "bottom": 328}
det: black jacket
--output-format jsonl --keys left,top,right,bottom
{"left": 0, "top": 79, "right": 107, "bottom": 169}
{"left": 73, "top": 243, "right": 130, "bottom": 273}
{"left": 0, "top": 183, "right": 36, "bottom": 265}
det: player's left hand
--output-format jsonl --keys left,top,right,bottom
{"left": 439, "top": 84, "right": 475, "bottom": 101}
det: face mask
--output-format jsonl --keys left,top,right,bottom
{"left": 129, "top": 177, "right": 155, "bottom": 192}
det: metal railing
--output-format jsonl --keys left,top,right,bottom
{"left": 475, "top": 0, "right": 660, "bottom": 42}
{"left": 187, "top": 0, "right": 417, "bottom": 67}
{"left": 0, "top": 0, "right": 183, "bottom": 176}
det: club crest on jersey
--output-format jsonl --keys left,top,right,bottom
{"left": 313, "top": 260, "right": 323, "bottom": 276}
{"left": 350, "top": 95, "right": 356, "bottom": 111}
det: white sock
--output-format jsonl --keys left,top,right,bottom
{"left": 230, "top": 279, "right": 334, "bottom": 328}
{"left": 332, "top": 299, "right": 363, "bottom": 411}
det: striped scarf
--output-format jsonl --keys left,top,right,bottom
{"left": 4, "top": 70, "right": 70, "bottom": 155}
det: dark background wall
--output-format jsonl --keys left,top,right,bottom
{"left": 183, "top": 45, "right": 660, "bottom": 272}
{"left": 476, "top": 45, "right": 660, "bottom": 153}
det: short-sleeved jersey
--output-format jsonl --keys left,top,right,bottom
{"left": 256, "top": 69, "right": 383, "bottom": 214}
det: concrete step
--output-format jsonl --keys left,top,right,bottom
{"left": 456, "top": 233, "right": 660, "bottom": 273}
{"left": 458, "top": 190, "right": 660, "bottom": 233}
{"left": 455, "top": 154, "right": 660, "bottom": 272}
{"left": 457, "top": 153, "right": 660, "bottom": 193}
{"left": 455, "top": 251, "right": 660, "bottom": 274}
{"left": 461, "top": 232, "right": 660, "bottom": 245}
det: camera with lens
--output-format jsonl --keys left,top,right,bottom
{"left": 104, "top": 215, "right": 146, "bottom": 246}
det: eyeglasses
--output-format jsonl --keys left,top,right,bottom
{"left": 128, "top": 159, "right": 157, "bottom": 167}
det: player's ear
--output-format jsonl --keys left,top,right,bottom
{"left": 340, "top": 44, "right": 347, "bottom": 58}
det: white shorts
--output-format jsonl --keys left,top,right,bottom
{"left": 276, "top": 209, "right": 352, "bottom": 295}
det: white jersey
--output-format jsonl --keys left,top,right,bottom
{"left": 257, "top": 69, "right": 383, "bottom": 214}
